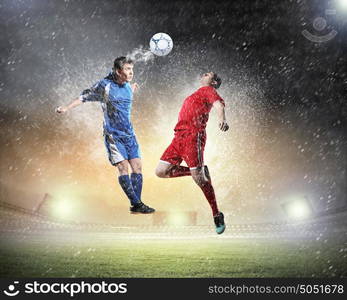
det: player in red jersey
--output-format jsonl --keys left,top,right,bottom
{"left": 155, "top": 72, "right": 229, "bottom": 234}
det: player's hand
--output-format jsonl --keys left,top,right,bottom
{"left": 55, "top": 106, "right": 68, "bottom": 114}
{"left": 219, "top": 121, "right": 229, "bottom": 132}
{"left": 131, "top": 83, "right": 139, "bottom": 93}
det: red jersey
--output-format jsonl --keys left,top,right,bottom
{"left": 174, "top": 86, "right": 225, "bottom": 132}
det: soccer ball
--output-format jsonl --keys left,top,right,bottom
{"left": 149, "top": 33, "right": 173, "bottom": 56}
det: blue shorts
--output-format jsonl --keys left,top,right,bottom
{"left": 104, "top": 133, "right": 141, "bottom": 165}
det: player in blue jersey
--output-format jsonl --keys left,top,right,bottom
{"left": 56, "top": 56, "right": 155, "bottom": 214}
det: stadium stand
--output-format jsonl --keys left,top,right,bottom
{"left": 0, "top": 200, "right": 346, "bottom": 239}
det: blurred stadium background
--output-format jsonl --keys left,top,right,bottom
{"left": 1, "top": 0, "right": 347, "bottom": 277}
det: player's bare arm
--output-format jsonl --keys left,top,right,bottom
{"left": 56, "top": 98, "right": 83, "bottom": 114}
{"left": 213, "top": 100, "right": 229, "bottom": 132}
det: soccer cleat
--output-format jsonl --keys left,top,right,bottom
{"left": 130, "top": 202, "right": 155, "bottom": 214}
{"left": 214, "top": 212, "right": 226, "bottom": 234}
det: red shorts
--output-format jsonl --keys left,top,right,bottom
{"left": 160, "top": 130, "right": 206, "bottom": 169}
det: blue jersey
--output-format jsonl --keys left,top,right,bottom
{"left": 79, "top": 74, "right": 134, "bottom": 137}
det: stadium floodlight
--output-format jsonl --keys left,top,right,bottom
{"left": 167, "top": 212, "right": 189, "bottom": 226}
{"left": 281, "top": 195, "right": 313, "bottom": 220}
{"left": 337, "top": 0, "right": 347, "bottom": 9}
{"left": 287, "top": 201, "right": 311, "bottom": 219}
{"left": 52, "top": 200, "right": 72, "bottom": 219}
{"left": 153, "top": 211, "right": 197, "bottom": 226}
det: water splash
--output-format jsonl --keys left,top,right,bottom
{"left": 127, "top": 46, "right": 154, "bottom": 63}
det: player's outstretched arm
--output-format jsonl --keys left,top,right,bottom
{"left": 213, "top": 100, "right": 229, "bottom": 132}
{"left": 56, "top": 98, "right": 83, "bottom": 114}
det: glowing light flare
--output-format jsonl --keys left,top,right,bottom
{"left": 286, "top": 201, "right": 311, "bottom": 219}
{"left": 281, "top": 195, "right": 313, "bottom": 220}
{"left": 52, "top": 199, "right": 73, "bottom": 219}
{"left": 337, "top": 0, "right": 347, "bottom": 10}
{"left": 167, "top": 212, "right": 190, "bottom": 226}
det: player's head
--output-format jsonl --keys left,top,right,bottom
{"left": 113, "top": 56, "right": 134, "bottom": 83}
{"left": 200, "top": 72, "right": 222, "bottom": 89}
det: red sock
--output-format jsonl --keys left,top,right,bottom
{"left": 167, "top": 166, "right": 191, "bottom": 178}
{"left": 199, "top": 181, "right": 219, "bottom": 216}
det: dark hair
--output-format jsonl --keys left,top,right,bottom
{"left": 212, "top": 73, "right": 222, "bottom": 89}
{"left": 113, "top": 56, "right": 134, "bottom": 71}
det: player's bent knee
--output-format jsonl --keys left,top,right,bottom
{"left": 155, "top": 169, "right": 164, "bottom": 178}
{"left": 129, "top": 159, "right": 142, "bottom": 174}
{"left": 133, "top": 167, "right": 142, "bottom": 174}
{"left": 116, "top": 161, "right": 129, "bottom": 175}
{"left": 155, "top": 166, "right": 166, "bottom": 178}
{"left": 131, "top": 164, "right": 142, "bottom": 173}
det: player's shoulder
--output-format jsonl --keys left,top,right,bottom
{"left": 198, "top": 85, "right": 215, "bottom": 92}
{"left": 95, "top": 78, "right": 109, "bottom": 88}
{"left": 124, "top": 82, "right": 133, "bottom": 93}
{"left": 88, "top": 79, "right": 107, "bottom": 92}
{"left": 205, "top": 85, "right": 216, "bottom": 91}
{"left": 194, "top": 86, "right": 207, "bottom": 94}
{"left": 197, "top": 85, "right": 217, "bottom": 95}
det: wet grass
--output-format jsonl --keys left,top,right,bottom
{"left": 0, "top": 235, "right": 346, "bottom": 278}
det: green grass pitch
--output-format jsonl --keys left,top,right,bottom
{"left": 0, "top": 235, "right": 346, "bottom": 277}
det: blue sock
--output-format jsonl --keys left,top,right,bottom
{"left": 118, "top": 175, "right": 139, "bottom": 206}
{"left": 131, "top": 173, "right": 143, "bottom": 202}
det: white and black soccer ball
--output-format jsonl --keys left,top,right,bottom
{"left": 149, "top": 33, "right": 173, "bottom": 56}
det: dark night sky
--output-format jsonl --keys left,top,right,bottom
{"left": 0, "top": 0, "right": 346, "bottom": 222}
{"left": 1, "top": 0, "right": 346, "bottom": 108}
